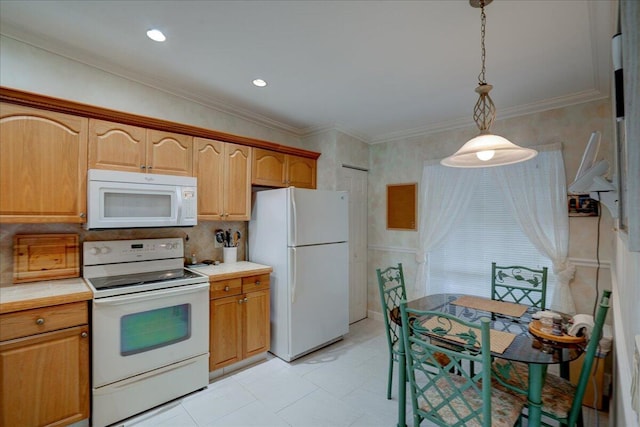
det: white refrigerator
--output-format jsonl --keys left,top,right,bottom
{"left": 249, "top": 187, "right": 349, "bottom": 362}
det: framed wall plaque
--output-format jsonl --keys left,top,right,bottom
{"left": 387, "top": 183, "right": 417, "bottom": 231}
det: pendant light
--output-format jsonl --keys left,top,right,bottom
{"left": 441, "top": 0, "right": 537, "bottom": 168}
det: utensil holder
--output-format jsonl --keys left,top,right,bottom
{"left": 223, "top": 247, "right": 237, "bottom": 264}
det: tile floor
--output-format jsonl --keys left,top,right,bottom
{"left": 119, "top": 317, "right": 609, "bottom": 427}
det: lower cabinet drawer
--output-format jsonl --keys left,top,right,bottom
{"left": 210, "top": 278, "right": 242, "bottom": 299}
{"left": 0, "top": 301, "right": 88, "bottom": 341}
{"left": 242, "top": 274, "right": 270, "bottom": 293}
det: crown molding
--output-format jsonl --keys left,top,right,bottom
{"left": 0, "top": 31, "right": 304, "bottom": 138}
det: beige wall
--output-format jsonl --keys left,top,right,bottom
{"left": 0, "top": 35, "right": 302, "bottom": 148}
{"left": 367, "top": 98, "right": 615, "bottom": 317}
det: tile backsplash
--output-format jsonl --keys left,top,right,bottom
{"left": 0, "top": 221, "right": 247, "bottom": 285}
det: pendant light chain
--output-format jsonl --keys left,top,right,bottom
{"left": 473, "top": 0, "right": 495, "bottom": 133}
{"left": 441, "top": 0, "right": 538, "bottom": 167}
{"left": 478, "top": 3, "right": 487, "bottom": 85}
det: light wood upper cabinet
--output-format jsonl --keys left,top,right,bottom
{"left": 252, "top": 148, "right": 286, "bottom": 187}
{"left": 194, "top": 138, "right": 251, "bottom": 221}
{"left": 0, "top": 301, "right": 90, "bottom": 427}
{"left": 89, "top": 119, "right": 146, "bottom": 172}
{"left": 147, "top": 129, "right": 193, "bottom": 176}
{"left": 252, "top": 147, "right": 316, "bottom": 189}
{"left": 286, "top": 155, "right": 317, "bottom": 189}
{"left": 0, "top": 103, "right": 88, "bottom": 223}
{"left": 89, "top": 119, "right": 193, "bottom": 176}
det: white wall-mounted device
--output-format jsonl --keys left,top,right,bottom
{"left": 568, "top": 131, "right": 619, "bottom": 218}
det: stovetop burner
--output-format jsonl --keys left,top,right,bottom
{"left": 89, "top": 268, "right": 203, "bottom": 291}
{"left": 83, "top": 238, "right": 209, "bottom": 298}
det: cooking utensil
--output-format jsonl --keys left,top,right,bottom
{"left": 215, "top": 230, "right": 225, "bottom": 244}
{"left": 225, "top": 230, "right": 231, "bottom": 247}
{"left": 234, "top": 231, "right": 241, "bottom": 247}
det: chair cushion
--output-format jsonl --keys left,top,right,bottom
{"left": 419, "top": 373, "right": 524, "bottom": 427}
{"left": 492, "top": 359, "right": 575, "bottom": 419}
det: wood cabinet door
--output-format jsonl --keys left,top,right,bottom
{"left": 0, "top": 103, "right": 88, "bottom": 223}
{"left": 243, "top": 289, "right": 270, "bottom": 358}
{"left": 210, "top": 295, "right": 243, "bottom": 371}
{"left": 287, "top": 155, "right": 317, "bottom": 189}
{"left": 88, "top": 119, "right": 146, "bottom": 172}
{"left": 251, "top": 148, "right": 286, "bottom": 187}
{"left": 147, "top": 129, "right": 193, "bottom": 176}
{"left": 0, "top": 325, "right": 89, "bottom": 427}
{"left": 194, "top": 137, "right": 225, "bottom": 220}
{"left": 224, "top": 143, "right": 251, "bottom": 221}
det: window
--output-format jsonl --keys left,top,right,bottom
{"left": 427, "top": 169, "right": 556, "bottom": 305}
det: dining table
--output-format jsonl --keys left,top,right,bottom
{"left": 392, "top": 293, "right": 585, "bottom": 427}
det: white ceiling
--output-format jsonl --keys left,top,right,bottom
{"left": 0, "top": 0, "right": 616, "bottom": 143}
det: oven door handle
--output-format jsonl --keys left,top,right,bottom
{"left": 93, "top": 282, "right": 209, "bottom": 305}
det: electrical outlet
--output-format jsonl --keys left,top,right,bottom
{"left": 214, "top": 240, "right": 223, "bottom": 248}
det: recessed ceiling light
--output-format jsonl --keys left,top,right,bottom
{"left": 146, "top": 29, "right": 166, "bottom": 42}
{"left": 252, "top": 78, "right": 267, "bottom": 87}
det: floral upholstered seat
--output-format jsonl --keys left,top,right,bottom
{"left": 422, "top": 374, "right": 524, "bottom": 427}
{"left": 492, "top": 359, "right": 576, "bottom": 418}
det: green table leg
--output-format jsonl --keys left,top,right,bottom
{"left": 397, "top": 335, "right": 406, "bottom": 427}
{"left": 527, "top": 363, "right": 545, "bottom": 427}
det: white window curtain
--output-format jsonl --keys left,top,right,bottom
{"left": 492, "top": 143, "right": 575, "bottom": 314}
{"left": 414, "top": 161, "right": 481, "bottom": 296}
{"left": 416, "top": 144, "right": 575, "bottom": 313}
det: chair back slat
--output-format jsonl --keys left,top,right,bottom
{"left": 400, "top": 302, "right": 493, "bottom": 427}
{"left": 567, "top": 290, "right": 611, "bottom": 426}
{"left": 491, "top": 262, "right": 548, "bottom": 309}
{"left": 376, "top": 264, "right": 407, "bottom": 354}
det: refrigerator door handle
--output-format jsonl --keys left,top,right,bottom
{"left": 290, "top": 247, "right": 297, "bottom": 303}
{"left": 290, "top": 188, "right": 297, "bottom": 246}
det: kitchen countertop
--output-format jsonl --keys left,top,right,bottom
{"left": 0, "top": 277, "right": 92, "bottom": 314}
{"left": 0, "top": 262, "right": 272, "bottom": 315}
{"left": 190, "top": 261, "right": 272, "bottom": 281}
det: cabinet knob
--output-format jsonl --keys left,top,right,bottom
{"left": 140, "top": 165, "right": 146, "bottom": 169}
{"left": 81, "top": 332, "right": 88, "bottom": 338}
{"left": 255, "top": 280, "right": 261, "bottom": 286}
{"left": 224, "top": 286, "right": 230, "bottom": 292}
{"left": 238, "top": 298, "right": 244, "bottom": 304}
{"left": 243, "top": 297, "right": 248, "bottom": 303}
{"left": 36, "top": 318, "right": 45, "bottom": 325}
{"left": 79, "top": 212, "right": 86, "bottom": 218}
{"left": 148, "top": 165, "right": 153, "bottom": 170}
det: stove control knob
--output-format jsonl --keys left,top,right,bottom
{"left": 100, "top": 246, "right": 111, "bottom": 254}
{"left": 89, "top": 247, "right": 101, "bottom": 255}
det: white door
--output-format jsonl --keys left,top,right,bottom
{"left": 337, "top": 166, "right": 368, "bottom": 324}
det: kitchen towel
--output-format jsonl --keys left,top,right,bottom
{"left": 568, "top": 313, "right": 595, "bottom": 338}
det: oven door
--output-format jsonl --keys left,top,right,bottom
{"left": 92, "top": 282, "right": 209, "bottom": 388}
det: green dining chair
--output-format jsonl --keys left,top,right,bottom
{"left": 376, "top": 263, "right": 408, "bottom": 400}
{"left": 492, "top": 290, "right": 612, "bottom": 427}
{"left": 399, "top": 302, "right": 524, "bottom": 427}
{"left": 491, "top": 262, "right": 548, "bottom": 309}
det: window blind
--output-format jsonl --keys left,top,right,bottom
{"left": 428, "top": 168, "right": 556, "bottom": 306}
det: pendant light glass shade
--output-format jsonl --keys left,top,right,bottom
{"left": 441, "top": 0, "right": 537, "bottom": 168}
{"left": 440, "top": 133, "right": 538, "bottom": 168}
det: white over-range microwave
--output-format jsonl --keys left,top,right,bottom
{"left": 86, "top": 169, "right": 197, "bottom": 230}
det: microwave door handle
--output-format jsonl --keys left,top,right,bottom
{"left": 93, "top": 282, "right": 209, "bottom": 306}
{"left": 176, "top": 189, "right": 183, "bottom": 223}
